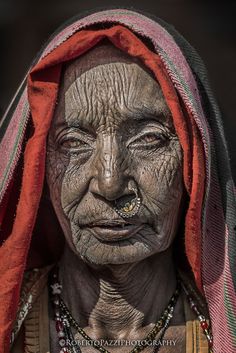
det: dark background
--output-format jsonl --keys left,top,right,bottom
{"left": 0, "top": 0, "right": 235, "bottom": 179}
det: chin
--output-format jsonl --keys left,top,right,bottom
{"left": 70, "top": 226, "right": 173, "bottom": 266}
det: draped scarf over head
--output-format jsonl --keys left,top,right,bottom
{"left": 0, "top": 8, "right": 235, "bottom": 353}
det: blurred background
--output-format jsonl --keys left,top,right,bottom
{"left": 0, "top": 0, "right": 235, "bottom": 178}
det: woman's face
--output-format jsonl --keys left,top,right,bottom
{"left": 46, "top": 53, "right": 183, "bottom": 266}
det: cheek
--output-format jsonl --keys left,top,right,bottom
{"left": 137, "top": 144, "right": 183, "bottom": 206}
{"left": 134, "top": 143, "right": 183, "bottom": 248}
{"left": 46, "top": 151, "right": 90, "bottom": 208}
{"left": 46, "top": 151, "right": 94, "bottom": 248}
{"left": 46, "top": 152, "right": 66, "bottom": 204}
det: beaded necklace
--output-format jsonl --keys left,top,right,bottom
{"left": 49, "top": 267, "right": 213, "bottom": 353}
{"left": 181, "top": 281, "right": 213, "bottom": 352}
{"left": 50, "top": 267, "right": 180, "bottom": 353}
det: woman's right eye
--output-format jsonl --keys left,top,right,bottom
{"left": 58, "top": 135, "right": 94, "bottom": 156}
{"left": 60, "top": 138, "right": 87, "bottom": 149}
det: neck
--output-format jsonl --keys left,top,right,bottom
{"left": 58, "top": 244, "right": 184, "bottom": 340}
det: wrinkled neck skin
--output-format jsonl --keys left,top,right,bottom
{"left": 58, "top": 245, "right": 184, "bottom": 341}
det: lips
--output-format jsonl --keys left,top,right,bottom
{"left": 80, "top": 220, "right": 143, "bottom": 242}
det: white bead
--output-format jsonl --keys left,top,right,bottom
{"left": 58, "top": 331, "right": 65, "bottom": 338}
{"left": 59, "top": 338, "right": 66, "bottom": 347}
{"left": 51, "top": 283, "right": 62, "bottom": 294}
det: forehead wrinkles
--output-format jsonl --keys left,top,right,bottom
{"left": 66, "top": 63, "right": 139, "bottom": 127}
{"left": 63, "top": 62, "right": 170, "bottom": 129}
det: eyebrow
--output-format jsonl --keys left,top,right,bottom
{"left": 53, "top": 112, "right": 92, "bottom": 134}
{"left": 54, "top": 104, "right": 171, "bottom": 130}
{"left": 124, "top": 106, "right": 168, "bottom": 120}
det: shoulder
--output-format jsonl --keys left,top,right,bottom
{"left": 11, "top": 266, "right": 53, "bottom": 348}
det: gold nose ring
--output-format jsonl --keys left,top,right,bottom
{"left": 114, "top": 187, "right": 141, "bottom": 218}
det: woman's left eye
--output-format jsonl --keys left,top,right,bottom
{"left": 129, "top": 132, "right": 167, "bottom": 148}
{"left": 140, "top": 133, "right": 162, "bottom": 143}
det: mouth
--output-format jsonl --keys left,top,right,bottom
{"left": 80, "top": 220, "right": 144, "bottom": 242}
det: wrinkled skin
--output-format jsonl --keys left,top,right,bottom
{"left": 47, "top": 64, "right": 183, "bottom": 265}
{"left": 46, "top": 46, "right": 185, "bottom": 352}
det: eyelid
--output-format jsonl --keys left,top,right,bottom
{"left": 56, "top": 128, "right": 95, "bottom": 145}
{"left": 126, "top": 127, "right": 167, "bottom": 147}
{"left": 58, "top": 136, "right": 94, "bottom": 156}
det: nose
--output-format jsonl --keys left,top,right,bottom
{"left": 89, "top": 133, "right": 128, "bottom": 201}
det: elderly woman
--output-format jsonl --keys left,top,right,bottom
{"left": 0, "top": 8, "right": 235, "bottom": 353}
